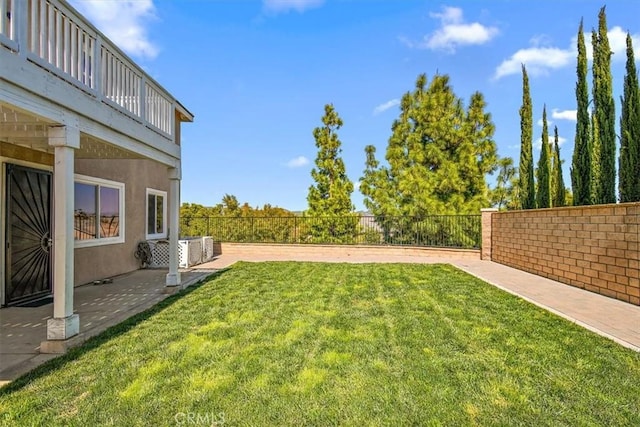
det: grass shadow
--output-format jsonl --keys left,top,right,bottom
{"left": 0, "top": 268, "right": 231, "bottom": 395}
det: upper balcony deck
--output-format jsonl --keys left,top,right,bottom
{"left": 0, "top": 0, "right": 191, "bottom": 162}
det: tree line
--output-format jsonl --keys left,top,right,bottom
{"left": 305, "top": 74, "right": 494, "bottom": 244}
{"left": 520, "top": 6, "right": 640, "bottom": 209}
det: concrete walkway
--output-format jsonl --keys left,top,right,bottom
{"left": 1, "top": 254, "right": 638, "bottom": 385}
{"left": 0, "top": 268, "right": 215, "bottom": 385}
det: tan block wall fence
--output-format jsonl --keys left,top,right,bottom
{"left": 485, "top": 203, "right": 640, "bottom": 305}
{"left": 217, "top": 243, "right": 480, "bottom": 261}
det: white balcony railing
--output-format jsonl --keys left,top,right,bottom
{"left": 0, "top": 0, "right": 174, "bottom": 138}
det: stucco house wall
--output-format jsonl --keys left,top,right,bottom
{"left": 0, "top": 146, "right": 172, "bottom": 288}
{"left": 74, "top": 159, "right": 171, "bottom": 286}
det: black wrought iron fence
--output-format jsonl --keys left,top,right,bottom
{"left": 180, "top": 215, "right": 481, "bottom": 249}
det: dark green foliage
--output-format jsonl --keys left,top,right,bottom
{"left": 552, "top": 126, "right": 566, "bottom": 207}
{"left": 519, "top": 65, "right": 536, "bottom": 209}
{"left": 619, "top": 32, "right": 640, "bottom": 202}
{"left": 571, "top": 19, "right": 592, "bottom": 206}
{"left": 490, "top": 157, "right": 519, "bottom": 210}
{"left": 536, "top": 106, "right": 551, "bottom": 208}
{"left": 307, "top": 104, "right": 357, "bottom": 242}
{"left": 360, "top": 73, "right": 497, "bottom": 218}
{"left": 180, "top": 198, "right": 295, "bottom": 239}
{"left": 307, "top": 104, "right": 355, "bottom": 215}
{"left": 360, "top": 74, "right": 497, "bottom": 244}
{"left": 590, "top": 104, "right": 602, "bottom": 202}
{"left": 591, "top": 7, "right": 616, "bottom": 204}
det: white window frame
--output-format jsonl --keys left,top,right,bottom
{"left": 74, "top": 174, "right": 125, "bottom": 248}
{"left": 146, "top": 188, "right": 167, "bottom": 240}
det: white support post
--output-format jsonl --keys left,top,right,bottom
{"left": 43, "top": 125, "right": 80, "bottom": 350}
{"left": 166, "top": 165, "right": 181, "bottom": 289}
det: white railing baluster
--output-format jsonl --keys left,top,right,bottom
{"left": 144, "top": 82, "right": 172, "bottom": 135}
{"left": 0, "top": 0, "right": 5, "bottom": 36}
{"left": 140, "top": 75, "right": 147, "bottom": 123}
{"left": 93, "top": 35, "right": 101, "bottom": 96}
{"left": 70, "top": 22, "right": 76, "bottom": 79}
{"left": 46, "top": 0, "right": 53, "bottom": 62}
{"left": 38, "top": 0, "right": 45, "bottom": 57}
{"left": 0, "top": 0, "right": 24, "bottom": 53}
{"left": 55, "top": 8, "right": 61, "bottom": 68}
{"left": 0, "top": 0, "right": 8, "bottom": 38}
{"left": 75, "top": 30, "right": 81, "bottom": 81}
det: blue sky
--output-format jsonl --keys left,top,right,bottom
{"left": 69, "top": 0, "right": 640, "bottom": 211}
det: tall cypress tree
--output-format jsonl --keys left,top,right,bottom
{"left": 553, "top": 126, "right": 566, "bottom": 207}
{"left": 590, "top": 110, "right": 601, "bottom": 202}
{"left": 549, "top": 126, "right": 558, "bottom": 206}
{"left": 571, "top": 19, "right": 591, "bottom": 206}
{"left": 536, "top": 105, "right": 551, "bottom": 208}
{"left": 519, "top": 65, "right": 536, "bottom": 209}
{"left": 619, "top": 32, "right": 640, "bottom": 202}
{"left": 551, "top": 124, "right": 559, "bottom": 204}
{"left": 591, "top": 7, "right": 616, "bottom": 204}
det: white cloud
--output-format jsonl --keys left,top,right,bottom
{"left": 421, "top": 6, "right": 499, "bottom": 53}
{"left": 494, "top": 47, "right": 573, "bottom": 79}
{"left": 286, "top": 156, "right": 309, "bottom": 168}
{"left": 556, "top": 136, "right": 568, "bottom": 146}
{"left": 69, "top": 0, "right": 159, "bottom": 59}
{"left": 496, "top": 27, "right": 640, "bottom": 79}
{"left": 263, "top": 0, "right": 324, "bottom": 14}
{"left": 573, "top": 26, "right": 640, "bottom": 61}
{"left": 529, "top": 34, "right": 554, "bottom": 47}
{"left": 537, "top": 118, "right": 553, "bottom": 127}
{"left": 534, "top": 135, "right": 567, "bottom": 151}
{"left": 397, "top": 35, "right": 415, "bottom": 49}
{"left": 552, "top": 109, "right": 577, "bottom": 121}
{"left": 373, "top": 99, "right": 400, "bottom": 115}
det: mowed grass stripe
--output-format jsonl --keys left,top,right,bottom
{"left": 1, "top": 262, "right": 638, "bottom": 426}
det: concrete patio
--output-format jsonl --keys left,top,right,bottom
{"left": 0, "top": 268, "right": 215, "bottom": 385}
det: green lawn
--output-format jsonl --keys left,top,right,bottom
{"left": 1, "top": 262, "right": 639, "bottom": 426}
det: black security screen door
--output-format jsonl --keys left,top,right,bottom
{"left": 5, "top": 164, "right": 53, "bottom": 305}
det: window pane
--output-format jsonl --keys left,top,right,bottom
{"left": 75, "top": 183, "right": 97, "bottom": 240}
{"left": 100, "top": 186, "right": 120, "bottom": 238}
{"left": 156, "top": 195, "right": 164, "bottom": 235}
{"left": 148, "top": 194, "right": 155, "bottom": 235}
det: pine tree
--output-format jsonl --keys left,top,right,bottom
{"left": 571, "top": 19, "right": 592, "bottom": 206}
{"left": 360, "top": 73, "right": 497, "bottom": 247}
{"left": 552, "top": 126, "right": 566, "bottom": 207}
{"left": 360, "top": 73, "right": 497, "bottom": 217}
{"left": 307, "top": 104, "right": 354, "bottom": 215}
{"left": 536, "top": 106, "right": 551, "bottom": 208}
{"left": 519, "top": 65, "right": 536, "bottom": 209}
{"left": 591, "top": 7, "right": 616, "bottom": 204}
{"left": 619, "top": 32, "right": 640, "bottom": 202}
